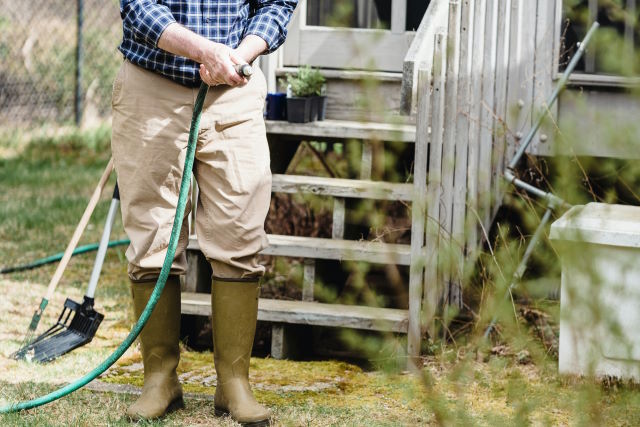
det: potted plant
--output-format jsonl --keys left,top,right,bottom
{"left": 282, "top": 66, "right": 326, "bottom": 123}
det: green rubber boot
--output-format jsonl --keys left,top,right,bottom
{"left": 211, "top": 278, "right": 271, "bottom": 427}
{"left": 126, "top": 276, "right": 184, "bottom": 420}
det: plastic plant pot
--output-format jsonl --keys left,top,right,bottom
{"left": 265, "top": 92, "right": 287, "bottom": 120}
{"left": 286, "top": 97, "right": 312, "bottom": 123}
{"left": 315, "top": 96, "right": 327, "bottom": 121}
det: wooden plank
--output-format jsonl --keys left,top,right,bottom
{"left": 275, "top": 67, "right": 404, "bottom": 82}
{"left": 530, "top": 0, "right": 558, "bottom": 156}
{"left": 189, "top": 234, "right": 412, "bottom": 265}
{"left": 565, "top": 74, "right": 640, "bottom": 88}
{"left": 423, "top": 31, "right": 447, "bottom": 335}
{"left": 271, "top": 174, "right": 413, "bottom": 201}
{"left": 440, "top": 0, "right": 461, "bottom": 308}
{"left": 491, "top": 0, "right": 511, "bottom": 220}
{"left": 332, "top": 197, "right": 346, "bottom": 239}
{"left": 550, "top": 89, "right": 640, "bottom": 159}
{"left": 390, "top": 0, "right": 407, "bottom": 34}
{"left": 266, "top": 119, "right": 416, "bottom": 143}
{"left": 466, "top": 0, "right": 487, "bottom": 254}
{"left": 408, "top": 67, "right": 431, "bottom": 365}
{"left": 181, "top": 293, "right": 410, "bottom": 333}
{"left": 478, "top": 0, "right": 498, "bottom": 232}
{"left": 505, "top": 0, "right": 536, "bottom": 164}
{"left": 302, "top": 259, "right": 315, "bottom": 301}
{"left": 360, "top": 141, "right": 373, "bottom": 180}
{"left": 297, "top": 27, "right": 415, "bottom": 72}
{"left": 449, "top": 0, "right": 472, "bottom": 309}
{"left": 400, "top": 0, "right": 451, "bottom": 114}
{"left": 281, "top": 1, "right": 304, "bottom": 66}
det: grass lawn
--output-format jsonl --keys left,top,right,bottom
{"left": 1, "top": 129, "right": 640, "bottom": 426}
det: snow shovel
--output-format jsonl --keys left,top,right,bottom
{"left": 14, "top": 183, "right": 121, "bottom": 363}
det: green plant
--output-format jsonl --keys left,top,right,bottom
{"left": 281, "top": 65, "right": 326, "bottom": 97}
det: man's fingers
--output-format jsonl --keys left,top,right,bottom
{"left": 222, "top": 60, "right": 246, "bottom": 86}
{"left": 199, "top": 64, "right": 218, "bottom": 86}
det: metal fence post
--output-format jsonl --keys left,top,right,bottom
{"left": 75, "top": 0, "right": 84, "bottom": 126}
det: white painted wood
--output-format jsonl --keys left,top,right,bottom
{"left": 492, "top": 0, "right": 511, "bottom": 220}
{"left": 332, "top": 198, "right": 346, "bottom": 239}
{"left": 302, "top": 259, "right": 315, "bottom": 301}
{"left": 391, "top": 0, "right": 408, "bottom": 34}
{"left": 276, "top": 67, "right": 404, "bottom": 82}
{"left": 271, "top": 324, "right": 286, "bottom": 360}
{"left": 449, "top": 0, "right": 472, "bottom": 309}
{"left": 400, "top": 0, "right": 450, "bottom": 114}
{"left": 478, "top": 0, "right": 498, "bottom": 230}
{"left": 282, "top": 0, "right": 304, "bottom": 66}
{"left": 531, "top": 0, "right": 558, "bottom": 156}
{"left": 266, "top": 119, "right": 416, "bottom": 143}
{"left": 565, "top": 74, "right": 640, "bottom": 88}
{"left": 440, "top": 0, "right": 460, "bottom": 308}
{"left": 466, "top": 0, "right": 487, "bottom": 254}
{"left": 271, "top": 174, "right": 413, "bottom": 201}
{"left": 408, "top": 67, "right": 431, "bottom": 366}
{"left": 548, "top": 89, "right": 640, "bottom": 159}
{"left": 360, "top": 141, "right": 373, "bottom": 180}
{"left": 181, "top": 293, "right": 410, "bottom": 333}
{"left": 423, "top": 32, "right": 447, "bottom": 332}
{"left": 189, "top": 235, "right": 412, "bottom": 265}
{"left": 297, "top": 27, "right": 415, "bottom": 72}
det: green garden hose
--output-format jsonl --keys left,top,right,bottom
{"left": 0, "top": 82, "right": 209, "bottom": 413}
{"left": 0, "top": 239, "right": 130, "bottom": 275}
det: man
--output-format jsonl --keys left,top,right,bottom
{"left": 112, "top": 1, "right": 297, "bottom": 425}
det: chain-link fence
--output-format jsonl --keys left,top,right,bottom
{"left": 0, "top": 0, "right": 122, "bottom": 129}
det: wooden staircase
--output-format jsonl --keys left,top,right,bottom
{"left": 183, "top": 76, "right": 422, "bottom": 361}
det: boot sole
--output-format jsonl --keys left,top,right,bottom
{"left": 214, "top": 407, "right": 270, "bottom": 427}
{"left": 127, "top": 395, "right": 185, "bottom": 421}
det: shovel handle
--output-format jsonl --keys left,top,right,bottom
{"left": 44, "top": 158, "right": 114, "bottom": 300}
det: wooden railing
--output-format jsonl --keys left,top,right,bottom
{"left": 399, "top": 0, "right": 449, "bottom": 115}
{"left": 411, "top": 0, "right": 559, "bottom": 333}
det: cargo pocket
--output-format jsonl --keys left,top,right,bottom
{"left": 111, "top": 61, "right": 126, "bottom": 107}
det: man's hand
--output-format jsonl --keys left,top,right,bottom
{"left": 158, "top": 23, "right": 248, "bottom": 87}
{"left": 198, "top": 41, "right": 247, "bottom": 86}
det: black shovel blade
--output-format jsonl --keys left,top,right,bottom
{"left": 14, "top": 297, "right": 104, "bottom": 363}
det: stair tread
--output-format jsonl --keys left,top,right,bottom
{"left": 188, "top": 234, "right": 411, "bottom": 265}
{"left": 266, "top": 119, "right": 416, "bottom": 143}
{"left": 181, "top": 293, "right": 409, "bottom": 333}
{"left": 272, "top": 174, "right": 413, "bottom": 201}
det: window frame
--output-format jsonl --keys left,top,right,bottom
{"left": 555, "top": 0, "right": 640, "bottom": 87}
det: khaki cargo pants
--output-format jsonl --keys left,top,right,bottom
{"left": 111, "top": 60, "right": 271, "bottom": 281}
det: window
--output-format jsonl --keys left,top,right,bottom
{"left": 561, "top": 0, "right": 639, "bottom": 77}
{"left": 305, "top": 0, "right": 429, "bottom": 31}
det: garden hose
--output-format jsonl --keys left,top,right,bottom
{"left": 0, "top": 239, "right": 130, "bottom": 275}
{"left": 0, "top": 82, "right": 209, "bottom": 413}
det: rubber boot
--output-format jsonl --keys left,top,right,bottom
{"left": 126, "top": 276, "right": 184, "bottom": 420}
{"left": 211, "top": 278, "right": 271, "bottom": 427}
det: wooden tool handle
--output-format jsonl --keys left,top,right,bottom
{"left": 44, "top": 158, "right": 114, "bottom": 300}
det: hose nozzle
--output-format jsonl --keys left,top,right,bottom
{"left": 235, "top": 63, "right": 253, "bottom": 77}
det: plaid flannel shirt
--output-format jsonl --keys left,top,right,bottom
{"left": 119, "top": 0, "right": 296, "bottom": 86}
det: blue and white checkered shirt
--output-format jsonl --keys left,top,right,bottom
{"left": 119, "top": 0, "right": 297, "bottom": 87}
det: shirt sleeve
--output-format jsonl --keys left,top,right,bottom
{"left": 246, "top": 0, "right": 298, "bottom": 53}
{"left": 120, "top": 0, "right": 176, "bottom": 48}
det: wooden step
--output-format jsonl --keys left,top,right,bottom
{"left": 181, "top": 292, "right": 409, "bottom": 333}
{"left": 188, "top": 234, "right": 411, "bottom": 265}
{"left": 266, "top": 119, "right": 416, "bottom": 143}
{"left": 272, "top": 174, "right": 413, "bottom": 201}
